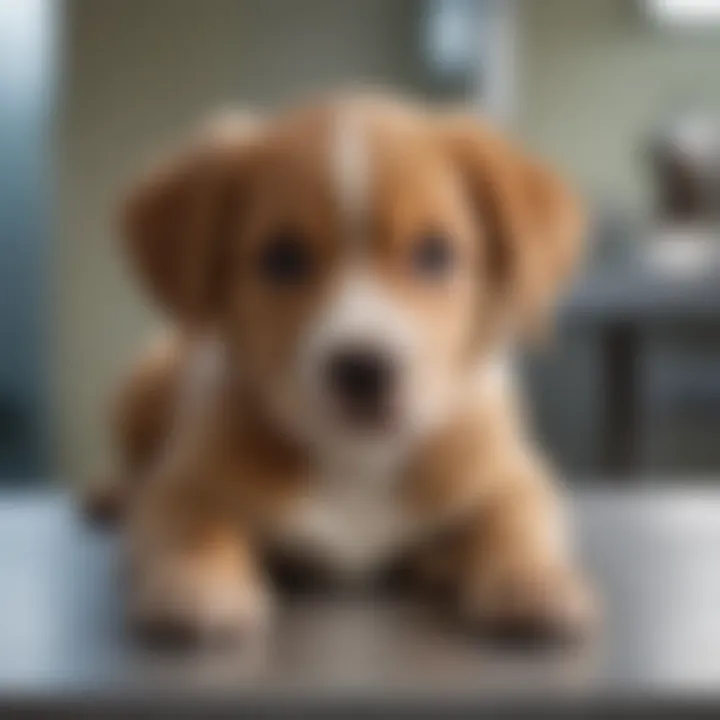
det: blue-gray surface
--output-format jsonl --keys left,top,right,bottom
{"left": 1, "top": 488, "right": 720, "bottom": 703}
{"left": 0, "top": 2, "right": 57, "bottom": 478}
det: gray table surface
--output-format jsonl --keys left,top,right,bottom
{"left": 1, "top": 487, "right": 720, "bottom": 708}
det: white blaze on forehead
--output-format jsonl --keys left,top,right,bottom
{"left": 331, "top": 108, "right": 370, "bottom": 245}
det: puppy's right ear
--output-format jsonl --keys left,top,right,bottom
{"left": 437, "top": 115, "right": 585, "bottom": 340}
{"left": 121, "top": 113, "right": 261, "bottom": 327}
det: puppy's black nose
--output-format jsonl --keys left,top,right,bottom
{"left": 326, "top": 348, "right": 395, "bottom": 415}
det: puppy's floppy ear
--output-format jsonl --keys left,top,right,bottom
{"left": 121, "top": 113, "right": 261, "bottom": 327}
{"left": 439, "top": 115, "right": 585, "bottom": 337}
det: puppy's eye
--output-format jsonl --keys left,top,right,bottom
{"left": 411, "top": 232, "right": 454, "bottom": 278}
{"left": 258, "top": 230, "right": 312, "bottom": 284}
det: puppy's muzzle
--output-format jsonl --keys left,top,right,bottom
{"left": 325, "top": 346, "right": 397, "bottom": 428}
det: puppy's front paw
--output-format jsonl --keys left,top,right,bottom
{"left": 129, "top": 550, "right": 272, "bottom": 646}
{"left": 461, "top": 558, "right": 596, "bottom": 645}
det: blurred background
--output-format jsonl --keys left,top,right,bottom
{"left": 2, "top": 0, "right": 720, "bottom": 485}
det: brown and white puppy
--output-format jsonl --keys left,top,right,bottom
{"left": 107, "top": 95, "right": 592, "bottom": 643}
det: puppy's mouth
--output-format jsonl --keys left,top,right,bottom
{"left": 330, "top": 396, "right": 399, "bottom": 435}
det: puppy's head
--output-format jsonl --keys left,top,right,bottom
{"left": 123, "top": 97, "right": 583, "bottom": 452}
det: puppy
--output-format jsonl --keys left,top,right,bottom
{"left": 107, "top": 95, "right": 593, "bottom": 643}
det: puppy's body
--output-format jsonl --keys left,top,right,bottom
{"left": 118, "top": 334, "right": 521, "bottom": 582}
{"left": 109, "top": 96, "right": 592, "bottom": 641}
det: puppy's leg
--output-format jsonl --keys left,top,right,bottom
{"left": 127, "top": 477, "right": 271, "bottom": 644}
{"left": 452, "top": 463, "right": 595, "bottom": 642}
{"left": 82, "top": 475, "right": 128, "bottom": 526}
{"left": 84, "top": 335, "right": 184, "bottom": 526}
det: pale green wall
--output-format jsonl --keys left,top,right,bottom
{"left": 55, "top": 0, "right": 720, "bottom": 480}
{"left": 57, "top": 0, "right": 423, "bottom": 482}
{"left": 516, "top": 0, "right": 720, "bottom": 214}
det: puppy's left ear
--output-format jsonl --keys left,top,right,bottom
{"left": 439, "top": 116, "right": 585, "bottom": 338}
{"left": 121, "top": 112, "right": 262, "bottom": 329}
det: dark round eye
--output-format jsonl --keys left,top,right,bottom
{"left": 411, "top": 232, "right": 454, "bottom": 278}
{"left": 258, "top": 230, "right": 312, "bottom": 285}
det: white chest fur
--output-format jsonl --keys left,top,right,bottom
{"left": 275, "top": 454, "right": 426, "bottom": 582}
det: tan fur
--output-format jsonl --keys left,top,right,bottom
{"left": 103, "top": 96, "right": 593, "bottom": 642}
